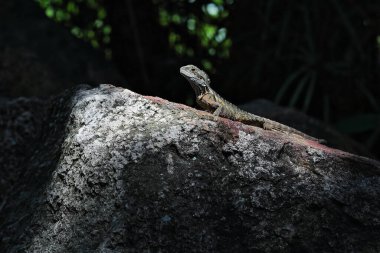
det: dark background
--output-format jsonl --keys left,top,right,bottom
{"left": 1, "top": 0, "right": 379, "bottom": 157}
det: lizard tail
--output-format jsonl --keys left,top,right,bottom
{"left": 263, "top": 122, "right": 325, "bottom": 143}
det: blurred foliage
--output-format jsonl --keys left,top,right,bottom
{"left": 220, "top": 1, "right": 380, "bottom": 148}
{"left": 153, "top": 0, "right": 233, "bottom": 70}
{"left": 36, "top": 0, "right": 380, "bottom": 153}
{"left": 37, "top": 0, "right": 234, "bottom": 69}
{"left": 36, "top": 0, "right": 112, "bottom": 58}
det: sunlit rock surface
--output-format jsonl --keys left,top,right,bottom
{"left": 1, "top": 84, "right": 380, "bottom": 252}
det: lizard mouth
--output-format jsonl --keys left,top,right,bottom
{"left": 180, "top": 65, "right": 208, "bottom": 96}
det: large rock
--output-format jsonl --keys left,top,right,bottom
{"left": 1, "top": 85, "right": 379, "bottom": 252}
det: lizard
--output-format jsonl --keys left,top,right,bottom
{"left": 180, "top": 64, "right": 323, "bottom": 143}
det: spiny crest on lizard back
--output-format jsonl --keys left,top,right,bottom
{"left": 180, "top": 64, "right": 324, "bottom": 143}
{"left": 180, "top": 65, "right": 211, "bottom": 96}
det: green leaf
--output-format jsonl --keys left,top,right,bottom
{"left": 202, "top": 24, "right": 217, "bottom": 39}
{"left": 53, "top": 0, "right": 63, "bottom": 5}
{"left": 97, "top": 7, "right": 106, "bottom": 19}
{"left": 208, "top": 48, "right": 216, "bottom": 55}
{"left": 91, "top": 39, "right": 99, "bottom": 48}
{"left": 289, "top": 73, "right": 310, "bottom": 107}
{"left": 212, "top": 0, "right": 224, "bottom": 5}
{"left": 168, "top": 32, "right": 180, "bottom": 45}
{"left": 102, "top": 25, "right": 111, "bottom": 35}
{"left": 86, "top": 30, "right": 95, "bottom": 39}
{"left": 94, "top": 19, "right": 103, "bottom": 28}
{"left": 56, "top": 9, "right": 68, "bottom": 21}
{"left": 302, "top": 71, "right": 316, "bottom": 112}
{"left": 87, "top": 0, "right": 98, "bottom": 9}
{"left": 67, "top": 2, "right": 79, "bottom": 14}
{"left": 187, "top": 18, "right": 196, "bottom": 31}
{"left": 158, "top": 8, "right": 169, "bottom": 26}
{"left": 275, "top": 66, "right": 307, "bottom": 104}
{"left": 172, "top": 14, "right": 181, "bottom": 24}
{"left": 201, "top": 59, "right": 213, "bottom": 71}
{"left": 205, "top": 3, "right": 220, "bottom": 17}
{"left": 45, "top": 6, "right": 55, "bottom": 18}
{"left": 215, "top": 27, "right": 227, "bottom": 42}
{"left": 174, "top": 44, "right": 185, "bottom": 55}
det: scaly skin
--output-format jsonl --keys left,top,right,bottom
{"left": 180, "top": 64, "right": 322, "bottom": 142}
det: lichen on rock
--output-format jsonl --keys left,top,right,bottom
{"left": 1, "top": 84, "right": 380, "bottom": 252}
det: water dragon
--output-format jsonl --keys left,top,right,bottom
{"left": 180, "top": 64, "right": 322, "bottom": 143}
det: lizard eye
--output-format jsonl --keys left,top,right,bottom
{"left": 191, "top": 68, "right": 196, "bottom": 71}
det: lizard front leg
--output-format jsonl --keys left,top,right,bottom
{"left": 213, "top": 106, "right": 222, "bottom": 117}
{"left": 197, "top": 93, "right": 222, "bottom": 118}
{"left": 263, "top": 122, "right": 274, "bottom": 130}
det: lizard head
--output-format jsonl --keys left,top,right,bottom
{"left": 180, "top": 65, "right": 211, "bottom": 96}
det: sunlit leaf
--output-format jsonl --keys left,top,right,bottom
{"left": 215, "top": 28, "right": 226, "bottom": 42}
{"left": 103, "top": 25, "right": 111, "bottom": 35}
{"left": 153, "top": 0, "right": 232, "bottom": 63}
{"left": 187, "top": 18, "right": 196, "bottom": 31}
{"left": 206, "top": 3, "right": 220, "bottom": 17}
{"left": 202, "top": 24, "right": 217, "bottom": 39}
{"left": 94, "top": 19, "right": 103, "bottom": 28}
{"left": 172, "top": 14, "right": 181, "bottom": 24}
{"left": 37, "top": 0, "right": 112, "bottom": 58}
{"left": 45, "top": 7, "right": 55, "bottom": 18}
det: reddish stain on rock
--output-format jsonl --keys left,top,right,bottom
{"left": 144, "top": 95, "right": 380, "bottom": 167}
{"left": 143, "top": 96, "right": 169, "bottom": 105}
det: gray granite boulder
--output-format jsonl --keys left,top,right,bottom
{"left": 1, "top": 85, "right": 379, "bottom": 252}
